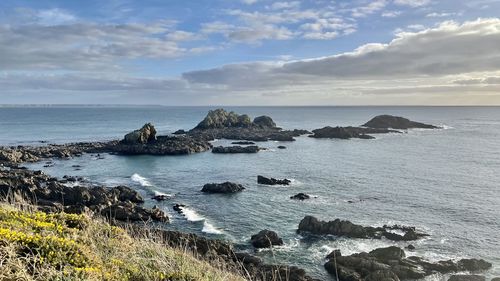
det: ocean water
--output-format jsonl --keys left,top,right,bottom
{"left": 1, "top": 106, "right": 499, "bottom": 280}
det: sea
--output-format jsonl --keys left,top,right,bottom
{"left": 1, "top": 106, "right": 499, "bottom": 280}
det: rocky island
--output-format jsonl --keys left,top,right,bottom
{"left": 310, "top": 115, "right": 439, "bottom": 139}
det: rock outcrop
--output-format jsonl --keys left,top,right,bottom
{"left": 310, "top": 126, "right": 397, "bottom": 139}
{"left": 250, "top": 230, "right": 284, "bottom": 248}
{"left": 188, "top": 109, "right": 310, "bottom": 141}
{"left": 0, "top": 168, "right": 167, "bottom": 223}
{"left": 212, "top": 146, "right": 261, "bottom": 154}
{"left": 290, "top": 193, "right": 310, "bottom": 200}
{"left": 111, "top": 135, "right": 212, "bottom": 155}
{"left": 201, "top": 182, "right": 245, "bottom": 193}
{"left": 194, "top": 109, "right": 253, "bottom": 130}
{"left": 298, "top": 216, "right": 428, "bottom": 241}
{"left": 231, "top": 141, "right": 256, "bottom": 145}
{"left": 258, "top": 175, "right": 291, "bottom": 186}
{"left": 122, "top": 123, "right": 157, "bottom": 144}
{"left": 363, "top": 115, "right": 438, "bottom": 129}
{"left": 324, "top": 246, "right": 491, "bottom": 281}
{"left": 253, "top": 116, "right": 277, "bottom": 128}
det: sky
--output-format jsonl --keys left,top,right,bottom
{"left": 1, "top": 0, "right": 500, "bottom": 105}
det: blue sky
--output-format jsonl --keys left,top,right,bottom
{"left": 1, "top": 0, "right": 500, "bottom": 105}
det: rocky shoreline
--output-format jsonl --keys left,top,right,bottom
{"left": 1, "top": 108, "right": 494, "bottom": 281}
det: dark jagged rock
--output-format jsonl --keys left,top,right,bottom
{"left": 152, "top": 194, "right": 171, "bottom": 201}
{"left": 188, "top": 109, "right": 310, "bottom": 141}
{"left": 277, "top": 145, "right": 287, "bottom": 149}
{"left": 448, "top": 275, "right": 485, "bottom": 281}
{"left": 253, "top": 116, "right": 277, "bottom": 128}
{"left": 212, "top": 145, "right": 260, "bottom": 154}
{"left": 172, "top": 129, "right": 187, "bottom": 135}
{"left": 407, "top": 244, "right": 415, "bottom": 250}
{"left": 110, "top": 185, "right": 144, "bottom": 204}
{"left": 326, "top": 249, "right": 342, "bottom": 260}
{"left": 363, "top": 115, "right": 438, "bottom": 129}
{"left": 111, "top": 135, "right": 212, "bottom": 155}
{"left": 257, "top": 175, "right": 291, "bottom": 186}
{"left": 173, "top": 204, "right": 185, "bottom": 213}
{"left": 324, "top": 246, "right": 492, "bottom": 281}
{"left": 201, "top": 182, "right": 245, "bottom": 193}
{"left": 297, "top": 216, "right": 428, "bottom": 241}
{"left": 0, "top": 168, "right": 167, "bottom": 223}
{"left": 290, "top": 193, "right": 310, "bottom": 200}
{"left": 231, "top": 141, "right": 256, "bottom": 145}
{"left": 194, "top": 109, "right": 253, "bottom": 129}
{"left": 102, "top": 202, "right": 168, "bottom": 222}
{"left": 310, "top": 126, "right": 398, "bottom": 139}
{"left": 122, "top": 123, "right": 157, "bottom": 144}
{"left": 491, "top": 277, "right": 500, "bottom": 281}
{"left": 250, "top": 230, "right": 284, "bottom": 248}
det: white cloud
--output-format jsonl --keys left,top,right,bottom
{"left": 394, "top": 0, "right": 432, "bottom": 7}
{"left": 36, "top": 8, "right": 77, "bottom": 25}
{"left": 241, "top": 0, "right": 259, "bottom": 5}
{"left": 0, "top": 21, "right": 206, "bottom": 70}
{"left": 267, "top": 1, "right": 301, "bottom": 10}
{"left": 351, "top": 0, "right": 388, "bottom": 18}
{"left": 426, "top": 12, "right": 460, "bottom": 18}
{"left": 382, "top": 11, "right": 402, "bottom": 18}
{"left": 184, "top": 19, "right": 500, "bottom": 88}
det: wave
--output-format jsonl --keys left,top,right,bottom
{"left": 178, "top": 206, "right": 223, "bottom": 234}
{"left": 202, "top": 222, "right": 223, "bottom": 235}
{"left": 131, "top": 173, "right": 152, "bottom": 187}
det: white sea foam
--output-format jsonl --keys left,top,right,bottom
{"left": 179, "top": 206, "right": 204, "bottom": 222}
{"left": 202, "top": 222, "right": 223, "bottom": 234}
{"left": 131, "top": 173, "right": 152, "bottom": 187}
{"left": 153, "top": 190, "right": 172, "bottom": 197}
{"left": 440, "top": 124, "right": 454, "bottom": 130}
{"left": 62, "top": 181, "right": 82, "bottom": 188}
{"left": 178, "top": 206, "right": 223, "bottom": 234}
{"left": 289, "top": 178, "right": 302, "bottom": 186}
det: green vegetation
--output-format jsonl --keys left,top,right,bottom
{"left": 0, "top": 204, "right": 245, "bottom": 281}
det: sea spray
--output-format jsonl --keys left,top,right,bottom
{"left": 131, "top": 173, "right": 152, "bottom": 187}
{"left": 178, "top": 206, "right": 223, "bottom": 234}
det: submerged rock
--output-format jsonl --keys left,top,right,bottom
{"left": 201, "top": 182, "right": 245, "bottom": 193}
{"left": 257, "top": 175, "right": 291, "bottom": 185}
{"left": 122, "top": 123, "right": 157, "bottom": 144}
{"left": 250, "top": 229, "right": 284, "bottom": 248}
{"left": 363, "top": 115, "right": 438, "bottom": 129}
{"left": 231, "top": 141, "right": 256, "bottom": 145}
{"left": 297, "top": 216, "right": 428, "bottom": 241}
{"left": 212, "top": 145, "right": 260, "bottom": 154}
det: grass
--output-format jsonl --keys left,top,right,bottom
{"left": 0, "top": 203, "right": 246, "bottom": 281}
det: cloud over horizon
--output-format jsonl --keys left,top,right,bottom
{"left": 1, "top": 1, "right": 500, "bottom": 105}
